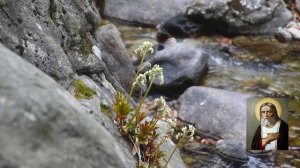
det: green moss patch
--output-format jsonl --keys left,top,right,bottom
{"left": 100, "top": 104, "right": 112, "bottom": 118}
{"left": 74, "top": 79, "right": 96, "bottom": 99}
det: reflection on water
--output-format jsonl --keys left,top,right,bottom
{"left": 181, "top": 142, "right": 276, "bottom": 168}
{"left": 112, "top": 21, "right": 300, "bottom": 167}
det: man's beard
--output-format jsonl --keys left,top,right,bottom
{"left": 261, "top": 116, "right": 278, "bottom": 128}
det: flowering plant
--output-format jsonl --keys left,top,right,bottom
{"left": 112, "top": 41, "right": 195, "bottom": 168}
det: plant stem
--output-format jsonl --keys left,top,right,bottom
{"left": 164, "top": 146, "right": 178, "bottom": 168}
{"left": 128, "top": 54, "right": 145, "bottom": 101}
{"left": 127, "top": 76, "right": 155, "bottom": 127}
{"left": 136, "top": 76, "right": 154, "bottom": 114}
{"left": 151, "top": 138, "right": 167, "bottom": 154}
{"left": 164, "top": 137, "right": 183, "bottom": 168}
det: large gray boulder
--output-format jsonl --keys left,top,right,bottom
{"left": 103, "top": 0, "right": 194, "bottom": 25}
{"left": 0, "top": 44, "right": 129, "bottom": 168}
{"left": 149, "top": 41, "right": 208, "bottom": 95}
{"left": 0, "top": 0, "right": 104, "bottom": 87}
{"left": 185, "top": 0, "right": 292, "bottom": 34}
{"left": 178, "top": 86, "right": 252, "bottom": 146}
{"left": 67, "top": 74, "right": 138, "bottom": 168}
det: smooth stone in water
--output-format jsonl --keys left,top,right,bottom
{"left": 216, "top": 140, "right": 249, "bottom": 162}
{"left": 178, "top": 86, "right": 252, "bottom": 147}
{"left": 149, "top": 41, "right": 208, "bottom": 95}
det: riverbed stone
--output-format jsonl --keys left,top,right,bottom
{"left": 96, "top": 24, "right": 135, "bottom": 92}
{"left": 178, "top": 86, "right": 252, "bottom": 147}
{"left": 185, "top": 0, "right": 292, "bottom": 35}
{"left": 149, "top": 41, "right": 208, "bottom": 95}
{"left": 103, "top": 0, "right": 194, "bottom": 25}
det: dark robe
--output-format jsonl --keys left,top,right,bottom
{"left": 251, "top": 119, "right": 288, "bottom": 150}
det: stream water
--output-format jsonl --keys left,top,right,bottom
{"left": 111, "top": 21, "right": 300, "bottom": 167}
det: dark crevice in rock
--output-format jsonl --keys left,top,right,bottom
{"left": 96, "top": 0, "right": 105, "bottom": 17}
{"left": 15, "top": 45, "right": 25, "bottom": 56}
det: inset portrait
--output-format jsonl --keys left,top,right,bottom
{"left": 247, "top": 98, "right": 288, "bottom": 150}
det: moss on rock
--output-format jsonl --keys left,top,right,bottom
{"left": 100, "top": 104, "right": 112, "bottom": 117}
{"left": 74, "top": 79, "right": 96, "bottom": 99}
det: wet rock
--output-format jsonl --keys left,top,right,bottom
{"left": 276, "top": 27, "right": 293, "bottom": 42}
{"left": 103, "top": 0, "right": 194, "bottom": 25}
{"left": 287, "top": 27, "right": 300, "bottom": 40}
{"left": 149, "top": 41, "right": 208, "bottom": 95}
{"left": 178, "top": 86, "right": 252, "bottom": 147}
{"left": 0, "top": 44, "right": 129, "bottom": 168}
{"left": 0, "top": 0, "right": 101, "bottom": 87}
{"left": 185, "top": 0, "right": 292, "bottom": 35}
{"left": 157, "top": 14, "right": 204, "bottom": 39}
{"left": 216, "top": 140, "right": 248, "bottom": 162}
{"left": 276, "top": 21, "right": 300, "bottom": 41}
{"left": 96, "top": 24, "right": 135, "bottom": 92}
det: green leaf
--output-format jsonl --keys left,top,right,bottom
{"left": 113, "top": 91, "right": 133, "bottom": 116}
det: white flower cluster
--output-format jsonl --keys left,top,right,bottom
{"left": 144, "top": 64, "right": 164, "bottom": 85}
{"left": 133, "top": 64, "right": 164, "bottom": 86}
{"left": 175, "top": 125, "right": 195, "bottom": 142}
{"left": 167, "top": 119, "right": 176, "bottom": 128}
{"left": 134, "top": 41, "right": 154, "bottom": 57}
{"left": 167, "top": 119, "right": 176, "bottom": 135}
{"left": 133, "top": 74, "right": 147, "bottom": 86}
{"left": 154, "top": 96, "right": 171, "bottom": 117}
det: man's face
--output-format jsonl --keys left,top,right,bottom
{"left": 260, "top": 106, "right": 277, "bottom": 128}
{"left": 261, "top": 106, "right": 273, "bottom": 118}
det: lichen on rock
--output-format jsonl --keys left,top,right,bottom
{"left": 74, "top": 79, "right": 96, "bottom": 99}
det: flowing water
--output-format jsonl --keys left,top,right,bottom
{"left": 110, "top": 21, "right": 300, "bottom": 167}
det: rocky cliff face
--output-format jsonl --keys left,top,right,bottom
{"left": 0, "top": 44, "right": 129, "bottom": 168}
{"left": 0, "top": 0, "right": 132, "bottom": 90}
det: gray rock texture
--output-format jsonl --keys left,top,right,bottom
{"left": 0, "top": 0, "right": 107, "bottom": 88}
{"left": 103, "top": 0, "right": 194, "bottom": 25}
{"left": 96, "top": 24, "right": 135, "bottom": 92}
{"left": 185, "top": 0, "right": 292, "bottom": 34}
{"left": 0, "top": 44, "right": 128, "bottom": 168}
{"left": 216, "top": 140, "right": 248, "bottom": 162}
{"left": 68, "top": 75, "right": 138, "bottom": 168}
{"left": 149, "top": 41, "right": 208, "bottom": 94}
{"left": 178, "top": 86, "right": 252, "bottom": 147}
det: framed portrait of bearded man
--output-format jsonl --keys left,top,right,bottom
{"left": 247, "top": 98, "right": 289, "bottom": 150}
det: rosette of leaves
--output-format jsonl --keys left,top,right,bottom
{"left": 139, "top": 121, "right": 165, "bottom": 166}
{"left": 113, "top": 91, "right": 133, "bottom": 133}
